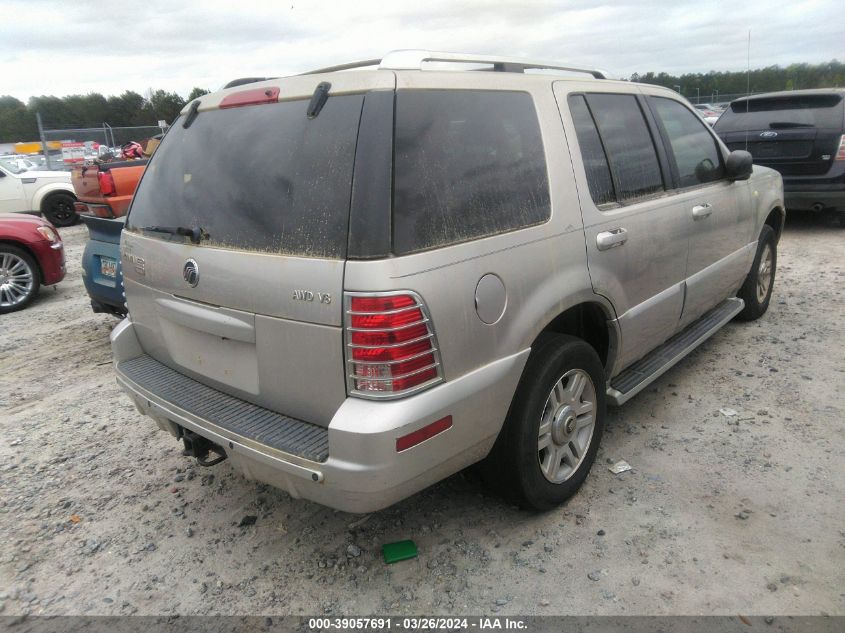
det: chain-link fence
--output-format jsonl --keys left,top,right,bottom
{"left": 32, "top": 117, "right": 167, "bottom": 170}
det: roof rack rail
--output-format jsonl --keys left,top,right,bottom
{"left": 298, "top": 59, "right": 381, "bottom": 75}
{"left": 380, "top": 50, "right": 608, "bottom": 79}
{"left": 222, "top": 77, "right": 271, "bottom": 89}
{"left": 299, "top": 50, "right": 608, "bottom": 79}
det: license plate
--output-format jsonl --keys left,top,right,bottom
{"left": 100, "top": 257, "right": 117, "bottom": 278}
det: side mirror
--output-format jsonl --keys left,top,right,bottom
{"left": 725, "top": 150, "right": 753, "bottom": 181}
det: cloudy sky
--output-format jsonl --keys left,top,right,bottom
{"left": 1, "top": 0, "right": 842, "bottom": 101}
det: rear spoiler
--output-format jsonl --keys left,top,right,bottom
{"left": 80, "top": 214, "right": 126, "bottom": 243}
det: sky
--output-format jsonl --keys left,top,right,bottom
{"left": 1, "top": 0, "right": 842, "bottom": 101}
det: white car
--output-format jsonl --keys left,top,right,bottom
{"left": 0, "top": 158, "right": 78, "bottom": 226}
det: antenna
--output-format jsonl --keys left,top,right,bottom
{"left": 745, "top": 29, "right": 751, "bottom": 152}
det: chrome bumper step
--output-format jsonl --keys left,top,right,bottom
{"left": 607, "top": 297, "right": 744, "bottom": 406}
{"left": 118, "top": 354, "right": 329, "bottom": 462}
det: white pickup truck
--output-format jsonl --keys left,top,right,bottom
{"left": 0, "top": 157, "right": 78, "bottom": 226}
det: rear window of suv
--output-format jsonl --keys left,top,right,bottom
{"left": 392, "top": 90, "right": 550, "bottom": 255}
{"left": 715, "top": 93, "right": 844, "bottom": 132}
{"left": 127, "top": 94, "right": 364, "bottom": 259}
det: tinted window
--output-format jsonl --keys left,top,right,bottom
{"left": 127, "top": 95, "right": 364, "bottom": 258}
{"left": 715, "top": 94, "right": 844, "bottom": 132}
{"left": 585, "top": 93, "right": 664, "bottom": 201}
{"left": 651, "top": 97, "right": 725, "bottom": 187}
{"left": 393, "top": 90, "right": 550, "bottom": 255}
{"left": 568, "top": 95, "right": 616, "bottom": 205}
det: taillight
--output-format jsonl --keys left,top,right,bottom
{"left": 836, "top": 135, "right": 845, "bottom": 161}
{"left": 345, "top": 292, "right": 443, "bottom": 398}
{"left": 98, "top": 171, "right": 116, "bottom": 196}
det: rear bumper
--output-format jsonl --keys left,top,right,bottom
{"left": 111, "top": 318, "right": 528, "bottom": 513}
{"left": 782, "top": 163, "right": 845, "bottom": 211}
{"left": 76, "top": 202, "right": 118, "bottom": 218}
{"left": 783, "top": 189, "right": 845, "bottom": 211}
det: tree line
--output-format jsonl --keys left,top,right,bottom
{"left": 0, "top": 87, "right": 210, "bottom": 143}
{"left": 631, "top": 60, "right": 844, "bottom": 101}
{"left": 1, "top": 59, "right": 843, "bottom": 143}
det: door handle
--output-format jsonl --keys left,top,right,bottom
{"left": 692, "top": 203, "right": 713, "bottom": 219}
{"left": 596, "top": 228, "right": 628, "bottom": 251}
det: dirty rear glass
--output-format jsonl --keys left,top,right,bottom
{"left": 127, "top": 95, "right": 364, "bottom": 258}
{"left": 585, "top": 93, "right": 665, "bottom": 202}
{"left": 393, "top": 90, "right": 550, "bottom": 255}
{"left": 715, "top": 94, "right": 844, "bottom": 132}
{"left": 568, "top": 95, "right": 616, "bottom": 206}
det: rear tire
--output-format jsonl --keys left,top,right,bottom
{"left": 0, "top": 244, "right": 40, "bottom": 314}
{"left": 484, "top": 334, "right": 606, "bottom": 510}
{"left": 41, "top": 192, "right": 78, "bottom": 227}
{"left": 736, "top": 224, "right": 776, "bottom": 321}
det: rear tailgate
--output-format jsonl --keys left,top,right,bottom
{"left": 715, "top": 93, "right": 844, "bottom": 176}
{"left": 121, "top": 71, "right": 395, "bottom": 428}
{"left": 72, "top": 164, "right": 104, "bottom": 202}
{"left": 73, "top": 160, "right": 147, "bottom": 216}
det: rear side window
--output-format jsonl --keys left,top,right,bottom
{"left": 584, "top": 93, "right": 664, "bottom": 202}
{"left": 715, "top": 94, "right": 844, "bottom": 133}
{"left": 651, "top": 97, "right": 725, "bottom": 187}
{"left": 567, "top": 95, "right": 616, "bottom": 205}
{"left": 393, "top": 90, "right": 550, "bottom": 255}
{"left": 127, "top": 95, "right": 364, "bottom": 259}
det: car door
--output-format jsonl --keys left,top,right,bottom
{"left": 0, "top": 165, "right": 26, "bottom": 212}
{"left": 645, "top": 92, "right": 754, "bottom": 328}
{"left": 554, "top": 85, "right": 689, "bottom": 374}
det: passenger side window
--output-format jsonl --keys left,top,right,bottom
{"left": 584, "top": 93, "right": 665, "bottom": 202}
{"left": 651, "top": 97, "right": 725, "bottom": 187}
{"left": 568, "top": 95, "right": 616, "bottom": 206}
{"left": 393, "top": 90, "right": 550, "bottom": 255}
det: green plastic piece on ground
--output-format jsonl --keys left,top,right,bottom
{"left": 382, "top": 539, "right": 418, "bottom": 564}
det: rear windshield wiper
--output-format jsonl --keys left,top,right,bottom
{"left": 139, "top": 225, "right": 208, "bottom": 244}
{"left": 769, "top": 122, "right": 814, "bottom": 129}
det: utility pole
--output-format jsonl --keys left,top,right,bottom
{"left": 36, "top": 112, "right": 51, "bottom": 170}
{"left": 696, "top": 87, "right": 700, "bottom": 103}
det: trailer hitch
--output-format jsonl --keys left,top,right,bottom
{"left": 179, "top": 428, "right": 228, "bottom": 467}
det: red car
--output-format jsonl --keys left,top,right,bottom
{"left": 0, "top": 213, "right": 66, "bottom": 313}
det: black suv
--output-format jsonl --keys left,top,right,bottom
{"left": 714, "top": 88, "right": 845, "bottom": 217}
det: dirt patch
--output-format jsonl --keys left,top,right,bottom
{"left": 0, "top": 215, "right": 842, "bottom": 616}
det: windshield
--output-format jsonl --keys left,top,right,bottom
{"left": 715, "top": 94, "right": 844, "bottom": 132}
{"left": 127, "top": 94, "right": 364, "bottom": 259}
{"left": 0, "top": 157, "right": 27, "bottom": 174}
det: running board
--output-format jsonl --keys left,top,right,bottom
{"left": 607, "top": 298, "right": 744, "bottom": 406}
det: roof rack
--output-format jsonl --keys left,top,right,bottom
{"left": 300, "top": 50, "right": 608, "bottom": 79}
{"left": 222, "top": 77, "right": 271, "bottom": 89}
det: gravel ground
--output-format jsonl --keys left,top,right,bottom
{"left": 1, "top": 214, "right": 843, "bottom": 617}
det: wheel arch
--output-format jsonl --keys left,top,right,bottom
{"left": 765, "top": 206, "right": 785, "bottom": 243}
{"left": 34, "top": 184, "right": 76, "bottom": 214}
{"left": 0, "top": 239, "right": 44, "bottom": 283}
{"left": 533, "top": 300, "right": 619, "bottom": 376}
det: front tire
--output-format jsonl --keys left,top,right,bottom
{"left": 736, "top": 224, "right": 776, "bottom": 321}
{"left": 0, "top": 245, "right": 40, "bottom": 314}
{"left": 485, "top": 334, "right": 606, "bottom": 510}
{"left": 41, "top": 192, "right": 78, "bottom": 227}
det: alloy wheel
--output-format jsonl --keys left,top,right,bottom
{"left": 757, "top": 242, "right": 773, "bottom": 303}
{"left": 0, "top": 252, "right": 35, "bottom": 308}
{"left": 537, "top": 368, "right": 597, "bottom": 484}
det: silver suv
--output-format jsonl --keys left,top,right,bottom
{"left": 112, "top": 51, "right": 784, "bottom": 512}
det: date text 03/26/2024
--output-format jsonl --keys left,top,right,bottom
{"left": 308, "top": 617, "right": 528, "bottom": 630}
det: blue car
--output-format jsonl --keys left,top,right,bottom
{"left": 80, "top": 215, "right": 126, "bottom": 317}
